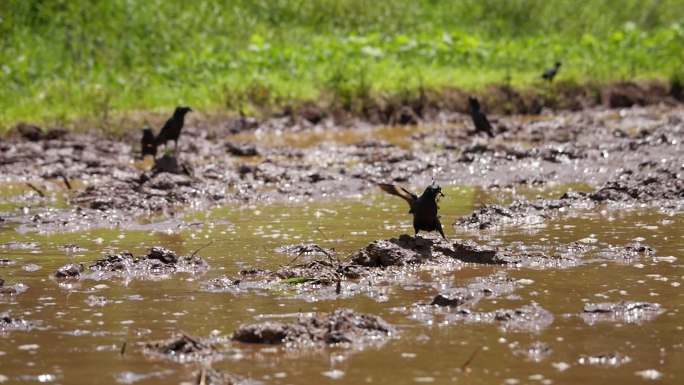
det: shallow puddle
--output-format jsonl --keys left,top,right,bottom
{"left": 1, "top": 184, "right": 682, "bottom": 385}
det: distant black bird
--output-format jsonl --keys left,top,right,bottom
{"left": 542, "top": 61, "right": 562, "bottom": 82}
{"left": 141, "top": 124, "right": 157, "bottom": 158}
{"left": 468, "top": 97, "right": 494, "bottom": 138}
{"left": 378, "top": 183, "right": 446, "bottom": 239}
{"left": 155, "top": 106, "right": 192, "bottom": 153}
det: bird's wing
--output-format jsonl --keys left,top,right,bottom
{"left": 155, "top": 119, "right": 173, "bottom": 143}
{"left": 378, "top": 183, "right": 417, "bottom": 205}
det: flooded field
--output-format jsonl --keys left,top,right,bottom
{"left": 1, "top": 105, "right": 683, "bottom": 384}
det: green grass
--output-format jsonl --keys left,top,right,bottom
{"left": 2, "top": 0, "right": 684, "bottom": 132}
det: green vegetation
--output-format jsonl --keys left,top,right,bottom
{"left": 2, "top": 0, "right": 683, "bottom": 131}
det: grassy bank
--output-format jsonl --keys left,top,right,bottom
{"left": 1, "top": 0, "right": 684, "bottom": 132}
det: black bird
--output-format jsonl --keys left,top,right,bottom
{"left": 155, "top": 106, "right": 192, "bottom": 153}
{"left": 378, "top": 183, "right": 446, "bottom": 239}
{"left": 542, "top": 61, "right": 562, "bottom": 82}
{"left": 468, "top": 97, "right": 494, "bottom": 138}
{"left": 141, "top": 124, "right": 157, "bottom": 158}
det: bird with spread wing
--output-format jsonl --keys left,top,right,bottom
{"left": 378, "top": 182, "right": 446, "bottom": 239}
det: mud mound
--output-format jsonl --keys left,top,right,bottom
{"left": 578, "top": 352, "right": 631, "bottom": 367}
{"left": 590, "top": 167, "right": 683, "bottom": 202}
{"left": 143, "top": 333, "right": 226, "bottom": 363}
{"left": 430, "top": 272, "right": 523, "bottom": 309}
{"left": 350, "top": 235, "right": 511, "bottom": 266}
{"left": 511, "top": 341, "right": 553, "bottom": 362}
{"left": 232, "top": 308, "right": 394, "bottom": 348}
{"left": 455, "top": 195, "right": 589, "bottom": 230}
{"left": 54, "top": 247, "right": 208, "bottom": 282}
{"left": 194, "top": 368, "right": 247, "bottom": 385}
{"left": 0, "top": 313, "right": 33, "bottom": 332}
{"left": 54, "top": 263, "right": 84, "bottom": 280}
{"left": 442, "top": 304, "right": 554, "bottom": 333}
{"left": 0, "top": 279, "right": 29, "bottom": 296}
{"left": 580, "top": 301, "right": 664, "bottom": 325}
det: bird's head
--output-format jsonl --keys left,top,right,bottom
{"left": 423, "top": 184, "right": 444, "bottom": 200}
{"left": 174, "top": 106, "right": 193, "bottom": 116}
{"left": 555, "top": 61, "right": 562, "bottom": 68}
{"left": 468, "top": 97, "right": 480, "bottom": 111}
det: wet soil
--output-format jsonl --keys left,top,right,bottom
{"left": 54, "top": 247, "right": 208, "bottom": 282}
{"left": 1, "top": 103, "right": 682, "bottom": 235}
{"left": 0, "top": 102, "right": 683, "bottom": 385}
{"left": 232, "top": 308, "right": 394, "bottom": 348}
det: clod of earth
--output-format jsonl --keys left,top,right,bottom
{"left": 84, "top": 295, "right": 108, "bottom": 307}
{"left": 443, "top": 304, "right": 554, "bottom": 333}
{"left": 0, "top": 280, "right": 28, "bottom": 296}
{"left": 193, "top": 368, "right": 246, "bottom": 385}
{"left": 511, "top": 341, "right": 553, "bottom": 362}
{"left": 54, "top": 263, "right": 84, "bottom": 280}
{"left": 143, "top": 333, "right": 229, "bottom": 363}
{"left": 232, "top": 308, "right": 394, "bottom": 348}
{"left": 580, "top": 301, "right": 664, "bottom": 325}
{"left": 350, "top": 235, "right": 511, "bottom": 266}
{"left": 54, "top": 247, "right": 208, "bottom": 282}
{"left": 578, "top": 352, "right": 632, "bottom": 367}
{"left": 225, "top": 141, "right": 259, "bottom": 156}
{"left": 151, "top": 154, "right": 193, "bottom": 176}
{"left": 0, "top": 313, "right": 33, "bottom": 332}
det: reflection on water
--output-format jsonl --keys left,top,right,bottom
{"left": 1, "top": 185, "right": 683, "bottom": 384}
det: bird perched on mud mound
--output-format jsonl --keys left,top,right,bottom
{"left": 542, "top": 62, "right": 562, "bottom": 82}
{"left": 155, "top": 106, "right": 192, "bottom": 153}
{"left": 140, "top": 124, "right": 157, "bottom": 158}
{"left": 378, "top": 183, "right": 446, "bottom": 239}
{"left": 468, "top": 97, "right": 494, "bottom": 138}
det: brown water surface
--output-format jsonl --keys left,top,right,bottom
{"left": 1, "top": 184, "right": 682, "bottom": 385}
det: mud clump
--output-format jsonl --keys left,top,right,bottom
{"left": 511, "top": 341, "right": 553, "bottom": 362}
{"left": 54, "top": 263, "right": 84, "bottom": 280}
{"left": 143, "top": 333, "right": 225, "bottom": 363}
{"left": 0, "top": 313, "right": 33, "bottom": 332}
{"left": 194, "top": 368, "right": 246, "bottom": 385}
{"left": 13, "top": 123, "right": 68, "bottom": 142}
{"left": 151, "top": 154, "right": 193, "bottom": 175}
{"left": 455, "top": 197, "right": 583, "bottom": 230}
{"left": 428, "top": 273, "right": 523, "bottom": 310}
{"left": 232, "top": 308, "right": 394, "bottom": 348}
{"left": 445, "top": 304, "right": 554, "bottom": 333}
{"left": 350, "top": 235, "right": 512, "bottom": 267}
{"left": 225, "top": 141, "right": 259, "bottom": 156}
{"left": 431, "top": 294, "right": 470, "bottom": 307}
{"left": 590, "top": 167, "right": 683, "bottom": 203}
{"left": 0, "top": 279, "right": 28, "bottom": 296}
{"left": 578, "top": 352, "right": 632, "bottom": 367}
{"left": 580, "top": 301, "right": 664, "bottom": 325}
{"left": 54, "top": 247, "right": 208, "bottom": 282}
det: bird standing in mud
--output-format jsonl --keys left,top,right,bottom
{"left": 542, "top": 62, "right": 562, "bottom": 82}
{"left": 140, "top": 124, "right": 157, "bottom": 158}
{"left": 468, "top": 97, "right": 495, "bottom": 138}
{"left": 155, "top": 106, "right": 192, "bottom": 154}
{"left": 378, "top": 183, "right": 446, "bottom": 239}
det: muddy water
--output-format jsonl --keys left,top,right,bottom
{"left": 1, "top": 184, "right": 683, "bottom": 385}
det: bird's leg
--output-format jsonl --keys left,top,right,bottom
{"left": 174, "top": 140, "right": 179, "bottom": 156}
{"left": 436, "top": 219, "right": 446, "bottom": 239}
